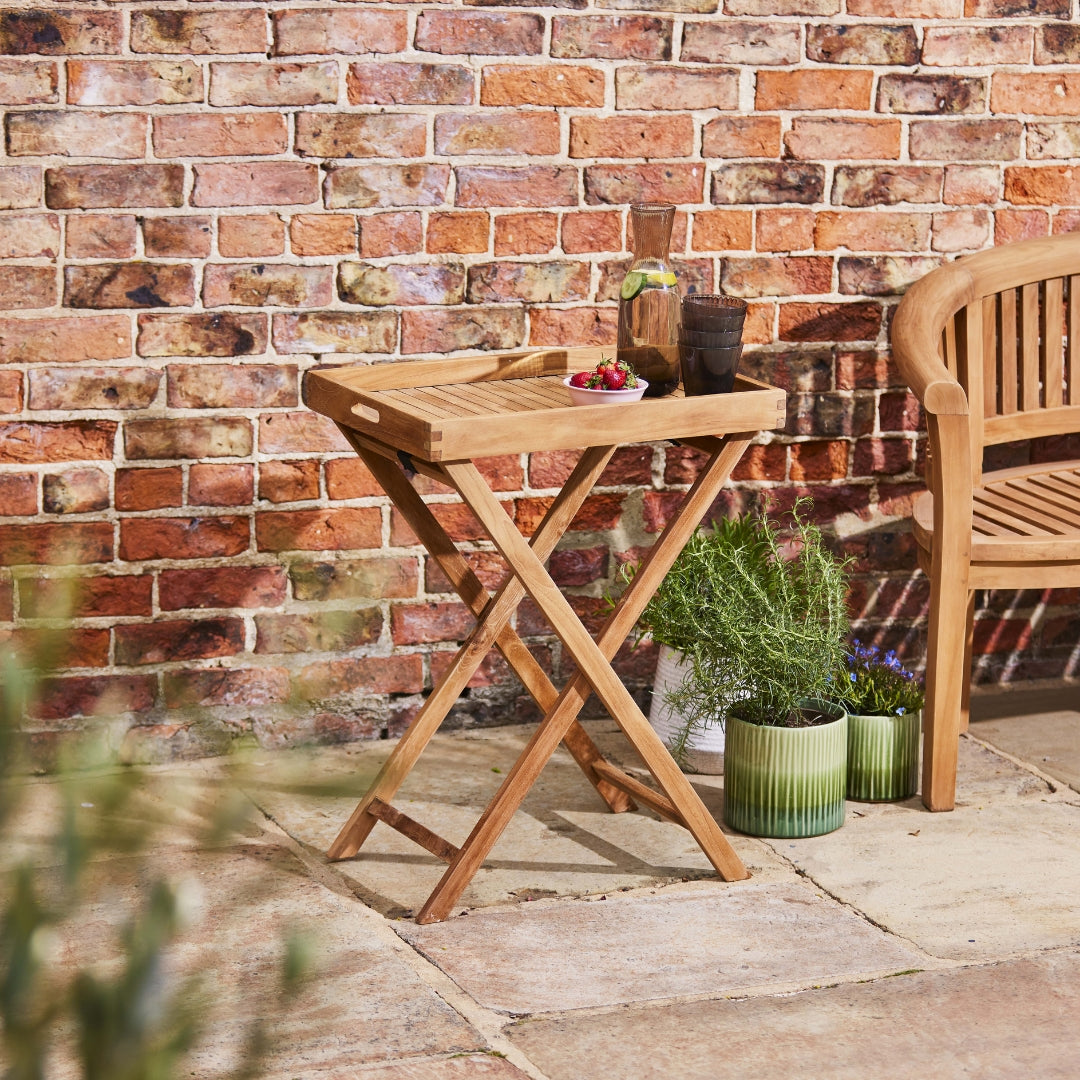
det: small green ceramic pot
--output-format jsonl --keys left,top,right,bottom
{"left": 846, "top": 709, "right": 921, "bottom": 801}
{"left": 723, "top": 700, "right": 847, "bottom": 839}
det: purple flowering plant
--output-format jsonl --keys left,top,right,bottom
{"left": 834, "top": 640, "right": 925, "bottom": 717}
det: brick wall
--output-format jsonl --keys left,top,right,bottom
{"left": 2, "top": 1, "right": 1079, "bottom": 764}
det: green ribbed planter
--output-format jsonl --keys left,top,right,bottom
{"left": 846, "top": 709, "right": 921, "bottom": 801}
{"left": 723, "top": 701, "right": 847, "bottom": 838}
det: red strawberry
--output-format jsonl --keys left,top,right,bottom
{"left": 603, "top": 367, "right": 627, "bottom": 390}
{"left": 569, "top": 371, "right": 592, "bottom": 388}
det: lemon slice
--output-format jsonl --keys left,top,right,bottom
{"left": 620, "top": 271, "right": 645, "bottom": 300}
{"left": 649, "top": 270, "right": 678, "bottom": 287}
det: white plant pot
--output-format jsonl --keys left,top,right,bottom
{"left": 648, "top": 645, "right": 725, "bottom": 774}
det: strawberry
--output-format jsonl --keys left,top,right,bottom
{"left": 569, "top": 371, "right": 593, "bottom": 388}
{"left": 603, "top": 367, "right": 627, "bottom": 390}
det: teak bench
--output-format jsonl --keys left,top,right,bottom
{"left": 305, "top": 346, "right": 785, "bottom": 922}
{"left": 892, "top": 233, "right": 1080, "bottom": 812}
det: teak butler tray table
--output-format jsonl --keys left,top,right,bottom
{"left": 305, "top": 346, "right": 786, "bottom": 923}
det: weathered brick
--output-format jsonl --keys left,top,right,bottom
{"left": 756, "top": 208, "right": 815, "bottom": 252}
{"left": 528, "top": 307, "right": 619, "bottom": 346}
{"left": 0, "top": 420, "right": 115, "bottom": 463}
{"left": 995, "top": 209, "right": 1050, "bottom": 245}
{"left": 878, "top": 390, "right": 923, "bottom": 431}
{"left": 416, "top": 11, "right": 543, "bottom": 55}
{"left": 272, "top": 9, "right": 406, "bottom": 55}
{"left": 615, "top": 66, "right": 738, "bottom": 111}
{"left": 188, "top": 463, "right": 254, "bottom": 507}
{"left": 778, "top": 302, "right": 882, "bottom": 342}
{"left": 0, "top": 165, "right": 40, "bottom": 209}
{"left": 41, "top": 468, "right": 108, "bottom": 514}
{"left": 585, "top": 164, "right": 703, "bottom": 205}
{"left": 815, "top": 210, "right": 931, "bottom": 251}
{"left": 324, "top": 457, "right": 382, "bottom": 500}
{"left": 131, "top": 9, "right": 268, "bottom": 54}
{"left": 203, "top": 264, "right": 332, "bottom": 308}
{"left": 720, "top": 256, "right": 833, "bottom": 297}
{"left": 142, "top": 216, "right": 212, "bottom": 259}
{"left": 116, "top": 618, "right": 246, "bottom": 666}
{"left": 0, "top": 370, "right": 22, "bottom": 414}
{"left": 66, "top": 214, "right": 137, "bottom": 259}
{"left": 727, "top": 0, "right": 838, "bottom": 11}
{"left": 0, "top": 472, "right": 36, "bottom": 515}
{"left": 137, "top": 313, "right": 266, "bottom": 358}
{"left": 255, "top": 609, "right": 382, "bottom": 654}
{"left": 967, "top": 0, "right": 1066, "bottom": 15}
{"left": 164, "top": 668, "right": 291, "bottom": 709}
{"left": 294, "top": 655, "right": 422, "bottom": 699}
{"left": 209, "top": 62, "right": 338, "bottom": 107}
{"left": 359, "top": 212, "right": 423, "bottom": 257}
{"left": 324, "top": 165, "right": 450, "bottom": 209}
{"left": 124, "top": 417, "right": 252, "bottom": 460}
{"left": 258, "top": 411, "right": 350, "bottom": 454}
{"left": 0, "top": 213, "right": 59, "bottom": 258}
{"left": 756, "top": 69, "right": 873, "bottom": 111}
{"left": 0, "top": 10, "right": 122, "bottom": 55}
{"left": 257, "top": 505, "right": 384, "bottom": 557}
{"left": 832, "top": 165, "right": 943, "bottom": 207}
{"left": 259, "top": 459, "right": 320, "bottom": 504}
{"left": 944, "top": 164, "right": 1000, "bottom": 205}
{"left": 682, "top": 21, "right": 799, "bottom": 64}
{"left": 457, "top": 166, "right": 578, "bottom": 208}
{"left": 909, "top": 120, "right": 1022, "bottom": 161}
{"left": 273, "top": 311, "right": 396, "bottom": 354}
{"left": 7, "top": 111, "right": 145, "bottom": 158}
{"left": 167, "top": 365, "right": 296, "bottom": 410}
{"left": 991, "top": 73, "right": 1080, "bottom": 116}
{"left": 30, "top": 675, "right": 156, "bottom": 720}
{"left": 424, "top": 550, "right": 509, "bottom": 594}
{"left": 153, "top": 114, "right": 288, "bottom": 158}
{"left": 467, "top": 261, "right": 589, "bottom": 304}
{"left": 0, "top": 59, "right": 57, "bottom": 103}
{"left": 66, "top": 61, "right": 202, "bottom": 105}
{"left": 837, "top": 255, "right": 941, "bottom": 296}
{"left": 64, "top": 264, "right": 195, "bottom": 309}
{"left": 790, "top": 440, "right": 849, "bottom": 482}
{"left": 401, "top": 307, "right": 526, "bottom": 353}
{"left": 853, "top": 436, "right": 913, "bottom": 476}
{"left": 835, "top": 349, "right": 909, "bottom": 391}
{"left": 291, "top": 557, "right": 417, "bottom": 601}
{"left": 437, "top": 112, "right": 560, "bottom": 156}
{"left": 297, "top": 113, "right": 426, "bottom": 159}
{"left": 0, "top": 267, "right": 54, "bottom": 308}
{"left": 427, "top": 211, "right": 490, "bottom": 255}
{"left": 560, "top": 210, "right": 620, "bottom": 254}
{"left": 877, "top": 74, "right": 986, "bottom": 114}
{"left": 290, "top": 214, "right": 356, "bottom": 256}
{"left": 1035, "top": 23, "right": 1080, "bottom": 64}
{"left": 218, "top": 214, "right": 284, "bottom": 258}
{"left": 115, "top": 467, "right": 182, "bottom": 511}
{"left": 1005, "top": 166, "right": 1080, "bottom": 206}
{"left": 552, "top": 15, "right": 671, "bottom": 59}
{"left": 570, "top": 115, "right": 693, "bottom": 158}
{"left": 494, "top": 212, "right": 557, "bottom": 255}
{"left": 712, "top": 163, "right": 825, "bottom": 205}
{"left": 45, "top": 165, "right": 184, "bottom": 209}
{"left": 923, "top": 25, "right": 1031, "bottom": 66}
{"left": 347, "top": 62, "right": 473, "bottom": 106}
{"left": 806, "top": 24, "right": 919, "bottom": 64}
{"left": 702, "top": 117, "right": 781, "bottom": 159}
{"left": 119, "top": 518, "right": 250, "bottom": 561}
{"left": 932, "top": 208, "right": 992, "bottom": 252}
{"left": 391, "top": 602, "right": 473, "bottom": 646}
{"left": 28, "top": 367, "right": 160, "bottom": 411}
{"left": 785, "top": 119, "right": 902, "bottom": 161}
{"left": 192, "top": 163, "right": 319, "bottom": 208}
{"left": 0, "top": 523, "right": 112, "bottom": 566}
{"left": 480, "top": 64, "right": 604, "bottom": 107}
{"left": 338, "top": 262, "right": 466, "bottom": 306}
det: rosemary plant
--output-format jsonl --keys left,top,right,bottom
{"left": 636, "top": 502, "right": 851, "bottom": 751}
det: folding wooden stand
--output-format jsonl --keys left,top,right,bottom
{"left": 305, "top": 347, "right": 786, "bottom": 923}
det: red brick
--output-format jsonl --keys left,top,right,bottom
{"left": 756, "top": 208, "right": 816, "bottom": 252}
{"left": 0, "top": 267, "right": 55, "bottom": 309}
{"left": 790, "top": 440, "right": 849, "bottom": 481}
{"left": 480, "top": 64, "right": 604, "bottom": 107}
{"left": 585, "top": 164, "right": 703, "bottom": 206}
{"left": 0, "top": 369, "right": 22, "bottom": 413}
{"left": 259, "top": 459, "right": 320, "bottom": 504}
{"left": 911, "top": 119, "right": 1021, "bottom": 161}
{"left": 832, "top": 166, "right": 943, "bottom": 207}
{"left": 702, "top": 117, "right": 782, "bottom": 159}
{"left": 552, "top": 15, "right": 671, "bottom": 59}
{"left": 0, "top": 213, "right": 58, "bottom": 258}
{"left": 529, "top": 307, "right": 619, "bottom": 347}
{"left": 1005, "top": 167, "right": 1080, "bottom": 206}
{"left": 785, "top": 118, "right": 902, "bottom": 161}
{"left": 116, "top": 618, "right": 245, "bottom": 666}
{"left": 691, "top": 210, "right": 753, "bottom": 252}
{"left": 64, "top": 264, "right": 195, "bottom": 309}
{"left": 682, "top": 21, "right": 800, "bottom": 64}
{"left": 998, "top": 210, "right": 1051, "bottom": 243}
{"left": 7, "top": 111, "right": 145, "bottom": 159}
{"left": 66, "top": 60, "right": 201, "bottom": 105}
{"left": 166, "top": 364, "right": 296, "bottom": 410}
{"left": 837, "top": 255, "right": 941, "bottom": 296}
{"left": 854, "top": 437, "right": 914, "bottom": 476}
{"left": 779, "top": 302, "right": 883, "bottom": 342}
{"left": 391, "top": 602, "right": 474, "bottom": 645}
{"left": 30, "top": 675, "right": 156, "bottom": 721}
{"left": 923, "top": 25, "right": 1031, "bottom": 66}
{"left": 0, "top": 10, "right": 122, "bottom": 55}
{"left": 570, "top": 115, "right": 693, "bottom": 158}
{"left": 437, "top": 112, "right": 560, "bottom": 157}
{"left": 992, "top": 74, "right": 1080, "bottom": 119}
{"left": 0, "top": 472, "right": 36, "bottom": 515}
{"left": 294, "top": 655, "right": 423, "bottom": 699}
{"left": 424, "top": 550, "right": 509, "bottom": 594}
{"left": 0, "top": 165, "right": 40, "bottom": 209}
{"left": 0, "top": 522, "right": 113, "bottom": 566}
{"left": 468, "top": 261, "right": 588, "bottom": 304}
{"left": 203, "top": 264, "right": 331, "bottom": 308}
{"left": 0, "top": 420, "right": 115, "bottom": 464}
{"left": 119, "top": 517, "right": 249, "bottom": 562}
{"left": 208, "top": 62, "right": 338, "bottom": 107}
{"left": 217, "top": 215, "right": 285, "bottom": 258}
{"left": 561, "top": 211, "right": 621, "bottom": 254}
{"left": 1036, "top": 23, "right": 1080, "bottom": 64}
{"left": 153, "top": 113, "right": 287, "bottom": 158}
{"left": 124, "top": 417, "right": 251, "bottom": 460}
{"left": 291, "top": 556, "right": 417, "bottom": 602}
{"left": 879, "top": 390, "right": 923, "bottom": 431}
{"left": 338, "top": 262, "right": 465, "bottom": 306}
{"left": 944, "top": 165, "right": 1001, "bottom": 206}
{"left": 721, "top": 256, "right": 833, "bottom": 297}
{"left": 347, "top": 62, "right": 473, "bottom": 106}
{"left": 932, "top": 208, "right": 992, "bottom": 251}
{"left": 159, "top": 565, "right": 286, "bottom": 610}
{"left": 290, "top": 215, "right": 356, "bottom": 256}
{"left": 272, "top": 9, "right": 405, "bottom": 55}
{"left": 807, "top": 23, "right": 919, "bottom": 64}
{"left": 254, "top": 609, "right": 382, "bottom": 654}
{"left": 255, "top": 507, "right": 381, "bottom": 553}
{"left": 142, "top": 216, "right": 212, "bottom": 258}
{"left": 515, "top": 493, "right": 625, "bottom": 535}
{"left": 324, "top": 164, "right": 450, "bottom": 210}
{"left": 19, "top": 573, "right": 152, "bottom": 619}
{"left": 42, "top": 467, "right": 108, "bottom": 514}
{"left": 45, "top": 165, "right": 184, "bottom": 209}
{"left": 66, "top": 214, "right": 137, "bottom": 259}
{"left": 455, "top": 166, "right": 578, "bottom": 209}
{"left": 712, "top": 163, "right": 825, "bottom": 205}
{"left": 324, "top": 457, "right": 382, "bottom": 500}
{"left": 427, "top": 211, "right": 490, "bottom": 255}
{"left": 115, "top": 467, "right": 182, "bottom": 511}
{"left": 756, "top": 69, "right": 874, "bottom": 111}
{"left": 416, "top": 11, "right": 543, "bottom": 56}
{"left": 188, "top": 463, "right": 253, "bottom": 507}
{"left": 131, "top": 10, "right": 267, "bottom": 54}
{"left": 137, "top": 313, "right": 266, "bottom": 358}
{"left": 359, "top": 212, "right": 423, "bottom": 258}
{"left": 401, "top": 307, "right": 525, "bottom": 354}
{"left": 815, "top": 211, "right": 931, "bottom": 251}
{"left": 272, "top": 311, "right": 396, "bottom": 355}
{"left": 615, "top": 67, "right": 739, "bottom": 111}
{"left": 297, "top": 113, "right": 426, "bottom": 159}
{"left": 192, "top": 162, "right": 319, "bottom": 208}
{"left": 732, "top": 442, "right": 787, "bottom": 482}
{"left": 164, "top": 668, "right": 291, "bottom": 709}
{"left": 0, "top": 626, "right": 110, "bottom": 669}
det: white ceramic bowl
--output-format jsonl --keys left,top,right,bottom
{"left": 563, "top": 375, "right": 648, "bottom": 407}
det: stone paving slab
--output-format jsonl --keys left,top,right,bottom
{"left": 397, "top": 878, "right": 925, "bottom": 1014}
{"left": 971, "top": 709, "right": 1080, "bottom": 794}
{"left": 506, "top": 949, "right": 1080, "bottom": 1080}
{"left": 312, "top": 1054, "right": 530, "bottom": 1080}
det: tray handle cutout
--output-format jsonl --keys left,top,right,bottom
{"left": 351, "top": 402, "right": 379, "bottom": 425}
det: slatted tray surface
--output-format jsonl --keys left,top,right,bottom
{"left": 305, "top": 346, "right": 786, "bottom": 461}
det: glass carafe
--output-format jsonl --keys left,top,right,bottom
{"left": 617, "top": 203, "right": 681, "bottom": 397}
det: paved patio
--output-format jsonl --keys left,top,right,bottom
{"left": 13, "top": 683, "right": 1080, "bottom": 1079}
